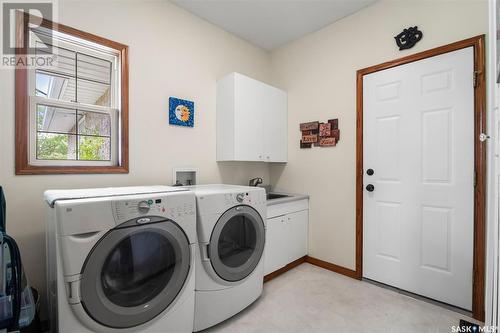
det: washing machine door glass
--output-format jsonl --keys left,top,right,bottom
{"left": 209, "top": 205, "right": 265, "bottom": 282}
{"left": 80, "top": 219, "right": 190, "bottom": 329}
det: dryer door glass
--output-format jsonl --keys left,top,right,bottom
{"left": 80, "top": 220, "right": 191, "bottom": 329}
{"left": 218, "top": 215, "right": 257, "bottom": 268}
{"left": 209, "top": 205, "right": 265, "bottom": 282}
{"left": 101, "top": 231, "right": 175, "bottom": 307}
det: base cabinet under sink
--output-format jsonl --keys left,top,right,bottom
{"left": 264, "top": 202, "right": 308, "bottom": 276}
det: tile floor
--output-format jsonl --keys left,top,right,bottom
{"left": 203, "top": 263, "right": 479, "bottom": 333}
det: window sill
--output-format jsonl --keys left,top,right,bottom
{"left": 15, "top": 164, "right": 129, "bottom": 175}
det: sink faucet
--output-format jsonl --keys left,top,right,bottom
{"left": 248, "top": 177, "right": 263, "bottom": 187}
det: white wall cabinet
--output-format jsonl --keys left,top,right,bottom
{"left": 216, "top": 72, "right": 287, "bottom": 162}
{"left": 264, "top": 200, "right": 309, "bottom": 275}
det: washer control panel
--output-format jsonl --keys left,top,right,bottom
{"left": 112, "top": 194, "right": 195, "bottom": 225}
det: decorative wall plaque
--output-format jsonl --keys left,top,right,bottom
{"left": 300, "top": 121, "right": 319, "bottom": 131}
{"left": 319, "top": 122, "right": 331, "bottom": 137}
{"left": 302, "top": 134, "right": 318, "bottom": 143}
{"left": 300, "top": 141, "right": 312, "bottom": 149}
{"left": 332, "top": 129, "right": 340, "bottom": 142}
{"left": 394, "top": 26, "right": 423, "bottom": 50}
{"left": 319, "top": 137, "right": 336, "bottom": 146}
{"left": 169, "top": 97, "right": 194, "bottom": 127}
{"left": 300, "top": 118, "right": 340, "bottom": 149}
{"left": 329, "top": 118, "right": 338, "bottom": 130}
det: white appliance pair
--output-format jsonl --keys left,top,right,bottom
{"left": 45, "top": 184, "right": 266, "bottom": 333}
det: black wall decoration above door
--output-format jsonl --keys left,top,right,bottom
{"left": 394, "top": 26, "right": 423, "bottom": 50}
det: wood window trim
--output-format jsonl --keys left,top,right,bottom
{"left": 355, "top": 35, "right": 486, "bottom": 321}
{"left": 15, "top": 12, "right": 129, "bottom": 175}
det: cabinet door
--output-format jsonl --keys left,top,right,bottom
{"left": 287, "top": 210, "right": 309, "bottom": 262}
{"left": 263, "top": 87, "right": 287, "bottom": 162}
{"left": 234, "top": 74, "right": 264, "bottom": 161}
{"left": 264, "top": 215, "right": 287, "bottom": 275}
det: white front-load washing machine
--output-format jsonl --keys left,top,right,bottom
{"left": 188, "top": 185, "right": 267, "bottom": 331}
{"left": 44, "top": 186, "right": 196, "bottom": 333}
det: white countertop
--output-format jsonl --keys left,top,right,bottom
{"left": 266, "top": 191, "right": 309, "bottom": 206}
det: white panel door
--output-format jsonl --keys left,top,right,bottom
{"left": 363, "top": 47, "right": 474, "bottom": 310}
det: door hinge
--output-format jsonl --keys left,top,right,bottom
{"left": 473, "top": 70, "right": 482, "bottom": 88}
{"left": 479, "top": 133, "right": 490, "bottom": 142}
{"left": 474, "top": 171, "right": 477, "bottom": 188}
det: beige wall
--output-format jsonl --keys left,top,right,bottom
{"left": 0, "top": 0, "right": 490, "bottom": 306}
{"left": 269, "top": 0, "right": 488, "bottom": 270}
{"left": 0, "top": 0, "right": 272, "bottom": 296}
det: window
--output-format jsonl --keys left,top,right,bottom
{"left": 15, "top": 13, "right": 129, "bottom": 174}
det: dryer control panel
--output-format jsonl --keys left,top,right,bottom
{"left": 112, "top": 193, "right": 195, "bottom": 225}
{"left": 223, "top": 191, "right": 265, "bottom": 206}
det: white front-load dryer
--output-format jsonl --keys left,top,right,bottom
{"left": 44, "top": 186, "right": 196, "bottom": 333}
{"left": 188, "top": 185, "right": 267, "bottom": 332}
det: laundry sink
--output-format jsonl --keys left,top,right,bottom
{"left": 266, "top": 193, "right": 291, "bottom": 200}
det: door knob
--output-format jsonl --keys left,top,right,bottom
{"left": 366, "top": 184, "right": 375, "bottom": 192}
{"left": 367, "top": 168, "right": 374, "bottom": 176}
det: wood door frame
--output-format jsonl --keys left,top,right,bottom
{"left": 355, "top": 35, "right": 486, "bottom": 321}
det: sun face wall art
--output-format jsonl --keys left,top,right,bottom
{"left": 169, "top": 97, "right": 194, "bottom": 127}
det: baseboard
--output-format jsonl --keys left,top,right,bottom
{"left": 305, "top": 256, "right": 359, "bottom": 279}
{"left": 263, "top": 255, "right": 359, "bottom": 283}
{"left": 264, "top": 256, "right": 307, "bottom": 282}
